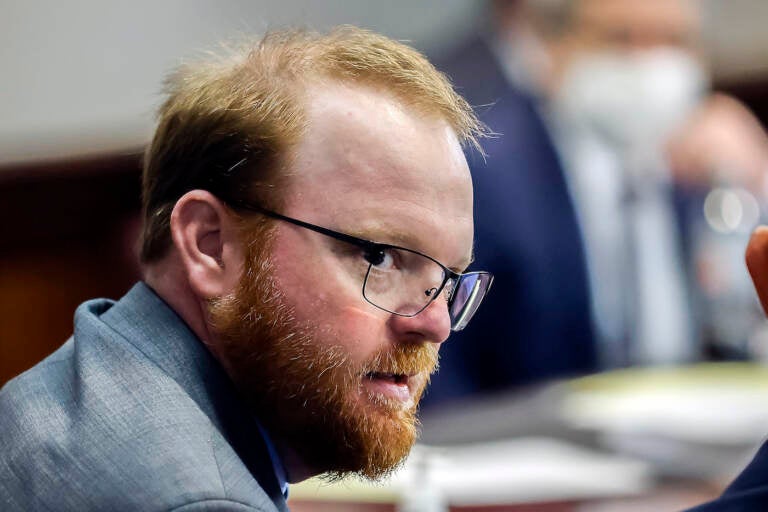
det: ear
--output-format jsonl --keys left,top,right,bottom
{"left": 170, "top": 190, "right": 244, "bottom": 299}
{"left": 746, "top": 226, "right": 768, "bottom": 315}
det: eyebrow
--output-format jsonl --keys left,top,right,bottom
{"left": 344, "top": 225, "right": 413, "bottom": 250}
{"left": 346, "top": 224, "right": 476, "bottom": 274}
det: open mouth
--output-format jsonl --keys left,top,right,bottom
{"left": 362, "top": 371, "right": 416, "bottom": 405}
{"left": 365, "top": 371, "right": 410, "bottom": 385}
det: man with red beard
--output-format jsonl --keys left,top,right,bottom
{"left": 0, "top": 27, "right": 492, "bottom": 511}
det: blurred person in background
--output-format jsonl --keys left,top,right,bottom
{"left": 0, "top": 27, "right": 492, "bottom": 511}
{"left": 424, "top": 0, "right": 768, "bottom": 408}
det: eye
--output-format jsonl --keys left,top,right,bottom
{"left": 364, "top": 247, "right": 396, "bottom": 270}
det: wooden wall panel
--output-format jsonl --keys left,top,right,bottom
{"left": 0, "top": 152, "right": 142, "bottom": 385}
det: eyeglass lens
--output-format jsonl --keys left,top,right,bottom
{"left": 362, "top": 247, "right": 445, "bottom": 316}
{"left": 361, "top": 246, "right": 492, "bottom": 331}
{"left": 449, "top": 272, "right": 493, "bottom": 331}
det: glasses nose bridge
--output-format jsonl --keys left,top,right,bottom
{"left": 444, "top": 272, "right": 462, "bottom": 301}
{"left": 421, "top": 261, "right": 455, "bottom": 303}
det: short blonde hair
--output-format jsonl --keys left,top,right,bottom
{"left": 140, "top": 26, "right": 483, "bottom": 263}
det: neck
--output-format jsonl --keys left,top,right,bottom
{"left": 275, "top": 442, "right": 321, "bottom": 483}
{"left": 142, "top": 254, "right": 218, "bottom": 351}
{"left": 493, "top": 22, "right": 555, "bottom": 97}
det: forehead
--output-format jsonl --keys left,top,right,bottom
{"left": 281, "top": 82, "right": 474, "bottom": 264}
{"left": 576, "top": 0, "right": 700, "bottom": 44}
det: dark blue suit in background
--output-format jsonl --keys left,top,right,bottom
{"left": 423, "top": 35, "right": 707, "bottom": 409}
{"left": 686, "top": 442, "right": 768, "bottom": 511}
{"left": 423, "top": 37, "right": 599, "bottom": 407}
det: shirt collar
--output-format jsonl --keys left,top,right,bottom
{"left": 255, "top": 421, "right": 289, "bottom": 500}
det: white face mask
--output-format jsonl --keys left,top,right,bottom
{"left": 552, "top": 47, "right": 707, "bottom": 150}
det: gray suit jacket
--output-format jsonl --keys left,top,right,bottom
{"left": 0, "top": 283, "right": 289, "bottom": 511}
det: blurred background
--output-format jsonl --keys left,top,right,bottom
{"left": 3, "top": 1, "right": 768, "bottom": 510}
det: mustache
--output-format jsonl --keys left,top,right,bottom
{"left": 361, "top": 342, "right": 439, "bottom": 376}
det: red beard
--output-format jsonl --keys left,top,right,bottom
{"left": 208, "top": 228, "right": 438, "bottom": 480}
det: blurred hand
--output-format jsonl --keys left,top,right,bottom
{"left": 747, "top": 226, "right": 768, "bottom": 315}
{"left": 667, "top": 93, "right": 768, "bottom": 194}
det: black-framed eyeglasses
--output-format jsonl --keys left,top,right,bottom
{"left": 227, "top": 199, "right": 493, "bottom": 332}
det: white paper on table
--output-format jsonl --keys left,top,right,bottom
{"left": 561, "top": 365, "right": 768, "bottom": 445}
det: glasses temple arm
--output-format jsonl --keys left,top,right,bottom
{"left": 228, "top": 200, "right": 376, "bottom": 251}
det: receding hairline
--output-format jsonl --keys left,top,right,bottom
{"left": 175, "top": 26, "right": 484, "bottom": 150}
{"left": 139, "top": 26, "right": 484, "bottom": 263}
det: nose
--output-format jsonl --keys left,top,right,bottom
{"left": 389, "top": 296, "right": 452, "bottom": 345}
